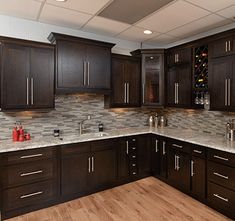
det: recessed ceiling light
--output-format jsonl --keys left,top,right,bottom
{"left": 144, "top": 30, "right": 152, "bottom": 35}
{"left": 55, "top": 0, "right": 67, "bottom": 2}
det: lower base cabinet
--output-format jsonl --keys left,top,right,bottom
{"left": 61, "top": 139, "right": 117, "bottom": 199}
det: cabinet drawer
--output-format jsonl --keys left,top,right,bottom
{"left": 61, "top": 142, "right": 90, "bottom": 156}
{"left": 3, "top": 180, "right": 57, "bottom": 212}
{"left": 2, "top": 159, "right": 57, "bottom": 188}
{"left": 2, "top": 147, "right": 56, "bottom": 165}
{"left": 91, "top": 139, "right": 116, "bottom": 152}
{"left": 192, "top": 145, "right": 206, "bottom": 158}
{"left": 208, "top": 161, "right": 235, "bottom": 191}
{"left": 208, "top": 182, "right": 235, "bottom": 217}
{"left": 208, "top": 149, "right": 235, "bottom": 167}
{"left": 168, "top": 139, "right": 191, "bottom": 154}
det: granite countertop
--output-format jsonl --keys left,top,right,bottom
{"left": 0, "top": 127, "right": 235, "bottom": 154}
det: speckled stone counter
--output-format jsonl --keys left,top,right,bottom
{"left": 0, "top": 127, "right": 235, "bottom": 154}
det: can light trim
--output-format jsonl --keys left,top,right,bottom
{"left": 144, "top": 30, "right": 153, "bottom": 35}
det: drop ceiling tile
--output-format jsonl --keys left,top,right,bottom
{"left": 186, "top": 0, "right": 235, "bottom": 12}
{"left": 0, "top": 0, "right": 42, "bottom": 20}
{"left": 117, "top": 26, "right": 161, "bottom": 42}
{"left": 46, "top": 0, "right": 112, "bottom": 15}
{"left": 146, "top": 34, "right": 178, "bottom": 45}
{"left": 137, "top": 0, "right": 210, "bottom": 33}
{"left": 168, "top": 14, "right": 233, "bottom": 38}
{"left": 39, "top": 4, "right": 92, "bottom": 29}
{"left": 216, "top": 4, "right": 235, "bottom": 19}
{"left": 82, "top": 16, "right": 130, "bottom": 37}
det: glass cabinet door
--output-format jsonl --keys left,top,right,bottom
{"left": 142, "top": 54, "right": 164, "bottom": 106}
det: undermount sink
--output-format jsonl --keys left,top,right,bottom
{"left": 80, "top": 132, "right": 109, "bottom": 137}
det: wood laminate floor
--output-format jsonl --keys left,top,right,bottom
{"left": 7, "top": 177, "right": 232, "bottom": 221}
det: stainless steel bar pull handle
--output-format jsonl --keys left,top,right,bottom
{"left": 26, "top": 78, "right": 29, "bottom": 105}
{"left": 126, "top": 141, "right": 129, "bottom": 155}
{"left": 155, "top": 140, "right": 159, "bottom": 152}
{"left": 163, "top": 141, "right": 166, "bottom": 155}
{"left": 20, "top": 154, "right": 43, "bottom": 159}
{"left": 92, "top": 156, "right": 94, "bottom": 172}
{"left": 127, "top": 83, "right": 130, "bottom": 104}
{"left": 124, "top": 83, "right": 127, "bottom": 103}
{"left": 228, "top": 40, "right": 231, "bottom": 52}
{"left": 191, "top": 160, "right": 194, "bottom": 177}
{"left": 83, "top": 61, "right": 86, "bottom": 86}
{"left": 213, "top": 194, "right": 228, "bottom": 202}
{"left": 176, "top": 83, "right": 179, "bottom": 104}
{"left": 213, "top": 172, "right": 229, "bottom": 180}
{"left": 87, "top": 61, "right": 90, "bottom": 86}
{"left": 174, "top": 155, "right": 177, "bottom": 170}
{"left": 20, "top": 191, "right": 43, "bottom": 199}
{"left": 225, "top": 79, "right": 228, "bottom": 106}
{"left": 142, "top": 83, "right": 145, "bottom": 104}
{"left": 21, "top": 170, "right": 43, "bottom": 177}
{"left": 228, "top": 78, "right": 231, "bottom": 106}
{"left": 177, "top": 156, "right": 180, "bottom": 170}
{"left": 214, "top": 155, "right": 229, "bottom": 161}
{"left": 193, "top": 150, "right": 202, "bottom": 154}
{"left": 226, "top": 41, "right": 228, "bottom": 52}
{"left": 174, "top": 83, "right": 177, "bottom": 104}
{"left": 172, "top": 144, "right": 183, "bottom": 149}
{"left": 88, "top": 157, "right": 91, "bottom": 173}
{"left": 31, "top": 78, "right": 34, "bottom": 105}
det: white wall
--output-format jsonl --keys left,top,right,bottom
{"left": 0, "top": 14, "right": 141, "bottom": 55}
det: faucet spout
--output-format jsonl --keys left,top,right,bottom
{"left": 79, "top": 115, "right": 91, "bottom": 135}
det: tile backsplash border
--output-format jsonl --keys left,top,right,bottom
{"left": 0, "top": 94, "right": 234, "bottom": 140}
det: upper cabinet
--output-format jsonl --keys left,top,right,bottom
{"left": 166, "top": 46, "right": 192, "bottom": 108}
{"left": 167, "top": 47, "right": 191, "bottom": 66}
{"left": 105, "top": 54, "right": 141, "bottom": 108}
{"left": 141, "top": 50, "right": 165, "bottom": 106}
{"left": 48, "top": 33, "right": 115, "bottom": 94}
{"left": 209, "top": 35, "right": 235, "bottom": 59}
{"left": 0, "top": 38, "right": 55, "bottom": 111}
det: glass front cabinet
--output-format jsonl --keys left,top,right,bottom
{"left": 141, "top": 50, "right": 165, "bottom": 106}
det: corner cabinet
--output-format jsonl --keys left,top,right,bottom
{"left": 141, "top": 50, "right": 165, "bottom": 106}
{"left": 105, "top": 54, "right": 141, "bottom": 108}
{"left": 48, "top": 32, "right": 115, "bottom": 94}
{"left": 0, "top": 37, "right": 55, "bottom": 111}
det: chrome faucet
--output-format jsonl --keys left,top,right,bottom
{"left": 79, "top": 115, "right": 91, "bottom": 135}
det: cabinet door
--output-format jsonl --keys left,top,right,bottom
{"left": 152, "top": 136, "right": 161, "bottom": 176}
{"left": 209, "top": 38, "right": 231, "bottom": 58}
{"left": 160, "top": 140, "right": 167, "bottom": 179}
{"left": 178, "top": 64, "right": 191, "bottom": 107}
{"left": 166, "top": 67, "right": 178, "bottom": 106}
{"left": 61, "top": 152, "right": 89, "bottom": 197}
{"left": 111, "top": 57, "right": 126, "bottom": 105}
{"left": 177, "top": 48, "right": 191, "bottom": 64}
{"left": 86, "top": 45, "right": 111, "bottom": 89}
{"left": 118, "top": 139, "right": 130, "bottom": 180}
{"left": 57, "top": 40, "right": 86, "bottom": 89}
{"left": 90, "top": 147, "right": 117, "bottom": 190}
{"left": 30, "top": 47, "right": 54, "bottom": 109}
{"left": 142, "top": 54, "right": 164, "bottom": 106}
{"left": 137, "top": 135, "right": 151, "bottom": 176}
{"left": 126, "top": 59, "right": 141, "bottom": 106}
{"left": 228, "top": 58, "right": 235, "bottom": 111}
{"left": 1, "top": 43, "right": 30, "bottom": 109}
{"left": 209, "top": 57, "right": 229, "bottom": 111}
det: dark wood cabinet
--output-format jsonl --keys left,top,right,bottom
{"left": 48, "top": 32, "right": 115, "bottom": 94}
{"left": 209, "top": 56, "right": 235, "bottom": 111}
{"left": 0, "top": 38, "right": 54, "bottom": 110}
{"left": 167, "top": 47, "right": 191, "bottom": 66}
{"left": 61, "top": 140, "right": 117, "bottom": 199}
{"left": 118, "top": 135, "right": 151, "bottom": 183}
{"left": 105, "top": 54, "right": 141, "bottom": 107}
{"left": 209, "top": 36, "right": 235, "bottom": 58}
{"left": 166, "top": 64, "right": 191, "bottom": 107}
{"left": 167, "top": 139, "right": 190, "bottom": 193}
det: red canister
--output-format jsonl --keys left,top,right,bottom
{"left": 12, "top": 126, "right": 19, "bottom": 142}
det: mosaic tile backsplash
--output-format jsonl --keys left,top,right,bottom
{"left": 0, "top": 94, "right": 234, "bottom": 140}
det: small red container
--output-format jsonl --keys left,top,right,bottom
{"left": 24, "top": 134, "right": 31, "bottom": 140}
{"left": 12, "top": 127, "right": 19, "bottom": 142}
{"left": 18, "top": 134, "right": 25, "bottom": 142}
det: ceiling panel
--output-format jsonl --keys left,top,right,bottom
{"left": 39, "top": 4, "right": 92, "bottom": 29}
{"left": 168, "top": 14, "right": 233, "bottom": 38}
{"left": 98, "top": 0, "right": 174, "bottom": 24}
{"left": 117, "top": 26, "right": 160, "bottom": 42}
{"left": 46, "top": 0, "right": 112, "bottom": 15}
{"left": 82, "top": 16, "right": 130, "bottom": 37}
{"left": 0, "top": 0, "right": 42, "bottom": 20}
{"left": 185, "top": 0, "right": 235, "bottom": 12}
{"left": 146, "top": 34, "right": 177, "bottom": 45}
{"left": 137, "top": 0, "right": 210, "bottom": 33}
{"left": 216, "top": 4, "right": 235, "bottom": 19}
